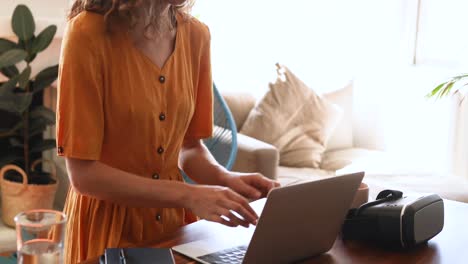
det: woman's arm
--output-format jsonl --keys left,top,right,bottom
{"left": 179, "top": 138, "right": 230, "bottom": 186}
{"left": 180, "top": 139, "right": 280, "bottom": 199}
{"left": 66, "top": 158, "right": 190, "bottom": 208}
{"left": 66, "top": 157, "right": 258, "bottom": 227}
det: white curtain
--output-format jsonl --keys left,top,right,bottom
{"left": 452, "top": 95, "right": 468, "bottom": 179}
{"left": 416, "top": 0, "right": 468, "bottom": 68}
{"left": 415, "top": 0, "right": 468, "bottom": 179}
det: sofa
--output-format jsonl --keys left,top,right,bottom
{"left": 222, "top": 87, "right": 468, "bottom": 203}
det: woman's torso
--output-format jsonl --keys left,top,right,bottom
{"left": 58, "top": 11, "right": 212, "bottom": 262}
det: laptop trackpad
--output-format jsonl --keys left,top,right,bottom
{"left": 173, "top": 226, "right": 252, "bottom": 258}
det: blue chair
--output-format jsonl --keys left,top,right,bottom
{"left": 182, "top": 83, "right": 238, "bottom": 183}
{"left": 0, "top": 253, "right": 16, "bottom": 264}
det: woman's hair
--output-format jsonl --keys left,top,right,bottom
{"left": 69, "top": 0, "right": 194, "bottom": 35}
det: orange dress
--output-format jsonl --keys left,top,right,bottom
{"left": 56, "top": 11, "right": 213, "bottom": 263}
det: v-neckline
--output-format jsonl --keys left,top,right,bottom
{"left": 125, "top": 13, "right": 181, "bottom": 72}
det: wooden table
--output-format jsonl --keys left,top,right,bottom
{"left": 82, "top": 199, "right": 467, "bottom": 264}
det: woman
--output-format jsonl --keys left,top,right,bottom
{"left": 57, "top": 0, "right": 279, "bottom": 262}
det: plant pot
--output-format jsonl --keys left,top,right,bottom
{"left": 0, "top": 159, "right": 58, "bottom": 227}
{"left": 350, "top": 182, "right": 369, "bottom": 209}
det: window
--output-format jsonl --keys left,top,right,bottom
{"left": 416, "top": 0, "right": 468, "bottom": 69}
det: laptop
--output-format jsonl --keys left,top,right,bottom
{"left": 172, "top": 172, "right": 364, "bottom": 264}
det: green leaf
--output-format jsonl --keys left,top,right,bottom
{"left": 451, "top": 74, "right": 468, "bottom": 80}
{"left": 439, "top": 82, "right": 455, "bottom": 99}
{"left": 29, "top": 115, "right": 55, "bottom": 128}
{"left": 0, "top": 38, "right": 17, "bottom": 54}
{"left": 0, "top": 49, "right": 28, "bottom": 68}
{"left": 28, "top": 123, "right": 46, "bottom": 138}
{"left": 31, "top": 25, "right": 57, "bottom": 54}
{"left": 12, "top": 5, "right": 35, "bottom": 41}
{"left": 28, "top": 116, "right": 53, "bottom": 137}
{"left": 0, "top": 91, "right": 33, "bottom": 114}
{"left": 24, "top": 52, "right": 37, "bottom": 64}
{"left": 426, "top": 82, "right": 446, "bottom": 98}
{"left": 9, "top": 137, "right": 23, "bottom": 148}
{"left": 16, "top": 31, "right": 35, "bottom": 63}
{"left": 18, "top": 65, "right": 31, "bottom": 89}
{"left": 0, "top": 75, "right": 20, "bottom": 95}
{"left": 30, "top": 106, "right": 56, "bottom": 124}
{"left": 33, "top": 65, "right": 58, "bottom": 93}
{"left": 1, "top": 65, "right": 20, "bottom": 78}
{"left": 18, "top": 39, "right": 27, "bottom": 51}
{"left": 30, "top": 139, "right": 56, "bottom": 153}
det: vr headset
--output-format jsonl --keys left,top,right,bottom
{"left": 342, "top": 190, "right": 444, "bottom": 248}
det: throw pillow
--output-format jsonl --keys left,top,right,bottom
{"left": 323, "top": 81, "right": 354, "bottom": 151}
{"left": 240, "top": 64, "right": 342, "bottom": 168}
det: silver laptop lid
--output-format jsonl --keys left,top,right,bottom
{"left": 243, "top": 172, "right": 364, "bottom": 264}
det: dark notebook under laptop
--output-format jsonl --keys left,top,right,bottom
{"left": 100, "top": 248, "right": 175, "bottom": 264}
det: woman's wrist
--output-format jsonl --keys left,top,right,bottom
{"left": 214, "top": 166, "right": 233, "bottom": 187}
{"left": 176, "top": 183, "right": 196, "bottom": 208}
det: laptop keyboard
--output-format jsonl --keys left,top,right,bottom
{"left": 197, "top": 245, "right": 247, "bottom": 264}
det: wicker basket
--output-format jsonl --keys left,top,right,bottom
{"left": 0, "top": 159, "right": 58, "bottom": 227}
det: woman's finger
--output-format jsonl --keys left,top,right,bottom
{"left": 233, "top": 192, "right": 258, "bottom": 221}
{"left": 217, "top": 208, "right": 249, "bottom": 228}
{"left": 226, "top": 211, "right": 250, "bottom": 228}
{"left": 229, "top": 191, "right": 259, "bottom": 219}
{"left": 222, "top": 197, "right": 257, "bottom": 225}
{"left": 235, "top": 181, "right": 261, "bottom": 199}
{"left": 247, "top": 175, "right": 281, "bottom": 197}
{"left": 217, "top": 209, "right": 243, "bottom": 227}
{"left": 220, "top": 217, "right": 237, "bottom": 227}
{"left": 247, "top": 175, "right": 276, "bottom": 192}
{"left": 211, "top": 215, "right": 237, "bottom": 227}
{"left": 273, "top": 180, "right": 281, "bottom": 187}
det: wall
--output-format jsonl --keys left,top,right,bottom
{"left": 0, "top": 1, "right": 68, "bottom": 77}
{"left": 0, "top": 0, "right": 69, "bottom": 19}
{"left": 192, "top": 0, "right": 418, "bottom": 97}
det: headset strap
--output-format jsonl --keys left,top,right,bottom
{"left": 354, "top": 189, "right": 403, "bottom": 217}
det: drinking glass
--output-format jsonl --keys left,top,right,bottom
{"left": 15, "top": 209, "right": 67, "bottom": 264}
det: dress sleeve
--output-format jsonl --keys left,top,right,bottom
{"left": 184, "top": 30, "right": 213, "bottom": 140}
{"left": 55, "top": 22, "right": 104, "bottom": 160}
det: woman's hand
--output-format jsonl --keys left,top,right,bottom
{"left": 185, "top": 184, "right": 259, "bottom": 228}
{"left": 223, "top": 172, "right": 280, "bottom": 200}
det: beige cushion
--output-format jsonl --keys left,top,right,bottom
{"left": 323, "top": 82, "right": 354, "bottom": 151}
{"left": 232, "top": 133, "right": 279, "bottom": 180}
{"left": 240, "top": 64, "right": 342, "bottom": 168}
{"left": 222, "top": 93, "right": 256, "bottom": 131}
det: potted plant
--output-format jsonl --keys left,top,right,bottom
{"left": 0, "top": 4, "right": 59, "bottom": 226}
{"left": 427, "top": 74, "right": 468, "bottom": 100}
